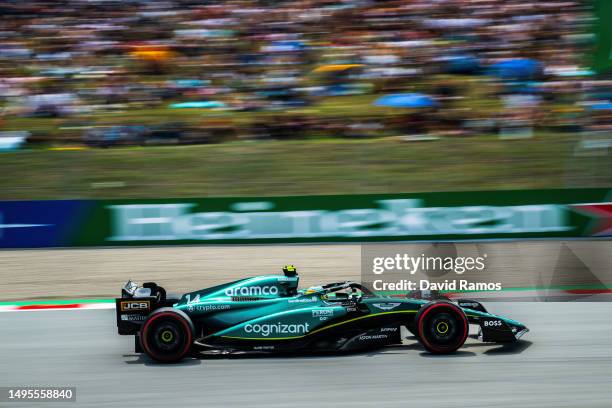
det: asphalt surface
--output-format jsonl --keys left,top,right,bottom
{"left": 2, "top": 303, "right": 612, "bottom": 408}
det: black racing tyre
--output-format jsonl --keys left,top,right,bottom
{"left": 415, "top": 301, "right": 468, "bottom": 354}
{"left": 140, "top": 307, "right": 194, "bottom": 363}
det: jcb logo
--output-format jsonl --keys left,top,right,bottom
{"left": 120, "top": 301, "right": 150, "bottom": 312}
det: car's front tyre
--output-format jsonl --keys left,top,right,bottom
{"left": 416, "top": 301, "right": 468, "bottom": 354}
{"left": 140, "top": 307, "right": 194, "bottom": 363}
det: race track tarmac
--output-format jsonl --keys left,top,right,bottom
{"left": 2, "top": 303, "right": 611, "bottom": 408}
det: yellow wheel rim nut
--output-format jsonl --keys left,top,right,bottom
{"left": 436, "top": 322, "right": 449, "bottom": 334}
{"left": 161, "top": 330, "right": 174, "bottom": 342}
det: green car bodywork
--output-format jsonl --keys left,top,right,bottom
{"left": 116, "top": 272, "right": 528, "bottom": 355}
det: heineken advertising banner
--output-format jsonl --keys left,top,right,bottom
{"left": 0, "top": 189, "right": 610, "bottom": 248}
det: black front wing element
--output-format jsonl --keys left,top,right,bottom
{"left": 478, "top": 316, "right": 527, "bottom": 343}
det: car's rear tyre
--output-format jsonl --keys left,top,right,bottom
{"left": 140, "top": 307, "right": 194, "bottom": 363}
{"left": 416, "top": 301, "right": 468, "bottom": 354}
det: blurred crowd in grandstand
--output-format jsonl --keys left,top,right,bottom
{"left": 0, "top": 0, "right": 610, "bottom": 148}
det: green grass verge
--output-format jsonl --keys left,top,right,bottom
{"left": 0, "top": 132, "right": 608, "bottom": 200}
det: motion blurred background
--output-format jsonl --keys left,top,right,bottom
{"left": 1, "top": 5, "right": 612, "bottom": 405}
{"left": 0, "top": 0, "right": 610, "bottom": 199}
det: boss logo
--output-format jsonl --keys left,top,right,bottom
{"left": 484, "top": 320, "right": 503, "bottom": 327}
{"left": 120, "top": 301, "right": 150, "bottom": 311}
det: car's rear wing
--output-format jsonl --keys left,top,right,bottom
{"left": 116, "top": 281, "right": 170, "bottom": 335}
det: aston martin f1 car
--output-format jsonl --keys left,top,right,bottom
{"left": 116, "top": 266, "right": 529, "bottom": 362}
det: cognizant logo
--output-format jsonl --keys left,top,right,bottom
{"left": 244, "top": 322, "right": 310, "bottom": 337}
{"left": 225, "top": 286, "right": 279, "bottom": 296}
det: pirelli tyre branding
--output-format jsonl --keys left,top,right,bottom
{"left": 244, "top": 322, "right": 310, "bottom": 337}
{"left": 120, "top": 300, "right": 150, "bottom": 312}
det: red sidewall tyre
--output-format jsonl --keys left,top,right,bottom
{"left": 416, "top": 301, "right": 468, "bottom": 354}
{"left": 140, "top": 308, "right": 194, "bottom": 363}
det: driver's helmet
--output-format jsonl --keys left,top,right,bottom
{"left": 283, "top": 265, "right": 297, "bottom": 276}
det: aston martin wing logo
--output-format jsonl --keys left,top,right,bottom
{"left": 372, "top": 303, "right": 401, "bottom": 311}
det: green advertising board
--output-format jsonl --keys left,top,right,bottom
{"left": 594, "top": 0, "right": 612, "bottom": 74}
{"left": 70, "top": 188, "right": 612, "bottom": 247}
{"left": 1, "top": 188, "right": 609, "bottom": 248}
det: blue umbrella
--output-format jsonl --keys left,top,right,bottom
{"left": 374, "top": 93, "right": 438, "bottom": 108}
{"left": 590, "top": 103, "right": 612, "bottom": 111}
{"left": 267, "top": 40, "right": 304, "bottom": 52}
{"left": 169, "top": 101, "right": 226, "bottom": 109}
{"left": 489, "top": 59, "right": 542, "bottom": 79}
{"left": 173, "top": 79, "right": 210, "bottom": 88}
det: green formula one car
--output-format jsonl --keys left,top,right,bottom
{"left": 116, "top": 266, "right": 529, "bottom": 363}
